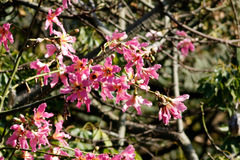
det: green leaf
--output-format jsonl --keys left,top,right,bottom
{"left": 70, "top": 128, "right": 81, "bottom": 136}
{"left": 93, "top": 129, "right": 101, "bottom": 141}
{"left": 134, "top": 151, "right": 143, "bottom": 160}
{"left": 101, "top": 131, "right": 112, "bottom": 147}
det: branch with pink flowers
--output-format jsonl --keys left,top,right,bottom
{"left": 0, "top": 0, "right": 205, "bottom": 159}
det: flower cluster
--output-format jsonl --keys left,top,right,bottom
{"left": 0, "top": 23, "right": 14, "bottom": 52}
{"left": 29, "top": 2, "right": 189, "bottom": 124}
{"left": 6, "top": 103, "right": 70, "bottom": 158}
{"left": 176, "top": 30, "right": 195, "bottom": 57}
{"left": 31, "top": 2, "right": 162, "bottom": 116}
{"left": 73, "top": 145, "right": 135, "bottom": 160}
{"left": 5, "top": 103, "right": 135, "bottom": 160}
{"left": 157, "top": 93, "right": 189, "bottom": 124}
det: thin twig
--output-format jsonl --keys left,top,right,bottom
{"left": 0, "top": 147, "right": 75, "bottom": 158}
{"left": 200, "top": 102, "right": 231, "bottom": 159}
{"left": 165, "top": 11, "right": 240, "bottom": 48}
{"left": 230, "top": 0, "right": 240, "bottom": 40}
{"left": 0, "top": 94, "right": 63, "bottom": 118}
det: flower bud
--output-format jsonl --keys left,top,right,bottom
{"left": 13, "top": 117, "right": 21, "bottom": 123}
{"left": 20, "top": 114, "right": 26, "bottom": 123}
{"left": 150, "top": 47, "right": 158, "bottom": 55}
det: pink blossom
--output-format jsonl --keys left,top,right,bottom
{"left": 91, "top": 56, "right": 121, "bottom": 83}
{"left": 145, "top": 29, "right": 162, "bottom": 40}
{"left": 98, "top": 76, "right": 130, "bottom": 103}
{"left": 112, "top": 145, "right": 135, "bottom": 160}
{"left": 96, "top": 154, "right": 109, "bottom": 160}
{"left": 6, "top": 124, "right": 34, "bottom": 149}
{"left": 62, "top": 0, "right": 77, "bottom": 9}
{"left": 123, "top": 95, "right": 152, "bottom": 115}
{"left": 53, "top": 29, "right": 76, "bottom": 59}
{"left": 44, "top": 147, "right": 69, "bottom": 160}
{"left": 106, "top": 30, "right": 127, "bottom": 42}
{"left": 100, "top": 82, "right": 115, "bottom": 101}
{"left": 30, "top": 59, "right": 50, "bottom": 85}
{"left": 176, "top": 30, "right": 187, "bottom": 37}
{"left": 84, "top": 153, "right": 96, "bottom": 159}
{"left": 30, "top": 124, "right": 51, "bottom": 152}
{"left": 122, "top": 37, "right": 148, "bottom": 69}
{"left": 60, "top": 72, "right": 91, "bottom": 111}
{"left": 105, "top": 30, "right": 128, "bottom": 52}
{"left": 74, "top": 149, "right": 110, "bottom": 160}
{"left": 66, "top": 57, "right": 89, "bottom": 73}
{"left": 45, "top": 44, "right": 57, "bottom": 58}
{"left": 159, "top": 94, "right": 189, "bottom": 125}
{"left": 113, "top": 76, "right": 131, "bottom": 104}
{"left": 74, "top": 148, "right": 83, "bottom": 159}
{"left": 136, "top": 64, "right": 161, "bottom": 88}
{"left": 0, "top": 23, "right": 14, "bottom": 52}
{"left": 33, "top": 103, "right": 54, "bottom": 128}
{"left": 0, "top": 157, "right": 4, "bottom": 160}
{"left": 52, "top": 120, "right": 71, "bottom": 146}
{"left": 45, "top": 7, "right": 63, "bottom": 35}
{"left": 50, "top": 64, "right": 69, "bottom": 88}
{"left": 89, "top": 71, "right": 100, "bottom": 90}
{"left": 177, "top": 39, "right": 195, "bottom": 57}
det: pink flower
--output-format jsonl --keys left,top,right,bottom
{"left": 112, "top": 145, "right": 135, "bottom": 160}
{"left": 67, "top": 57, "right": 89, "bottom": 73}
{"left": 113, "top": 76, "right": 131, "bottom": 104}
{"left": 44, "top": 147, "right": 69, "bottom": 160}
{"left": 33, "top": 103, "right": 54, "bottom": 128}
{"left": 0, "top": 157, "right": 4, "bottom": 160}
{"left": 84, "top": 153, "right": 96, "bottom": 159}
{"left": 106, "top": 30, "right": 127, "bottom": 42}
{"left": 62, "top": 0, "right": 77, "bottom": 9}
{"left": 145, "top": 29, "right": 162, "bottom": 40}
{"left": 60, "top": 72, "right": 91, "bottom": 111}
{"left": 98, "top": 76, "right": 130, "bottom": 103}
{"left": 122, "top": 37, "right": 148, "bottom": 69}
{"left": 123, "top": 95, "right": 152, "bottom": 115}
{"left": 96, "top": 154, "right": 109, "bottom": 160}
{"left": 45, "top": 7, "right": 63, "bottom": 35}
{"left": 74, "top": 148, "right": 83, "bottom": 159}
{"left": 177, "top": 39, "right": 195, "bottom": 57}
{"left": 45, "top": 44, "right": 57, "bottom": 58}
{"left": 176, "top": 30, "right": 187, "bottom": 37}
{"left": 89, "top": 71, "right": 100, "bottom": 90}
{"left": 52, "top": 120, "right": 71, "bottom": 146}
{"left": 74, "top": 149, "right": 108, "bottom": 160}
{"left": 159, "top": 94, "right": 189, "bottom": 125}
{"left": 100, "top": 82, "right": 115, "bottom": 101}
{"left": 50, "top": 64, "right": 69, "bottom": 88}
{"left": 30, "top": 59, "right": 50, "bottom": 85}
{"left": 0, "top": 23, "right": 14, "bottom": 52}
{"left": 30, "top": 124, "right": 51, "bottom": 152}
{"left": 136, "top": 64, "right": 161, "bottom": 88}
{"left": 6, "top": 124, "right": 34, "bottom": 149}
{"left": 52, "top": 29, "right": 76, "bottom": 59}
{"left": 91, "top": 56, "right": 121, "bottom": 83}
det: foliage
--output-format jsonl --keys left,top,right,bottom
{"left": 198, "top": 62, "right": 240, "bottom": 113}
